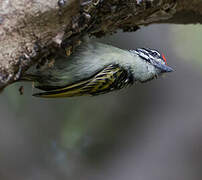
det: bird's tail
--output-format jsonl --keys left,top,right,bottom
{"left": 19, "top": 74, "right": 40, "bottom": 82}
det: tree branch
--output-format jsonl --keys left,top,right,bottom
{"left": 0, "top": 0, "right": 201, "bottom": 90}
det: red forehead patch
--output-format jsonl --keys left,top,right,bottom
{"left": 162, "top": 53, "right": 167, "bottom": 65}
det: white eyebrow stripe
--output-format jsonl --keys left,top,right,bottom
{"left": 149, "top": 54, "right": 155, "bottom": 59}
{"left": 141, "top": 49, "right": 150, "bottom": 54}
{"left": 139, "top": 52, "right": 149, "bottom": 59}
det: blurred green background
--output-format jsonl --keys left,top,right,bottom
{"left": 1, "top": 24, "right": 202, "bottom": 180}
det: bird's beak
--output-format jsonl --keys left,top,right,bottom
{"left": 155, "top": 63, "right": 174, "bottom": 73}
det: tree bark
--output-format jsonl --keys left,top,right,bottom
{"left": 0, "top": 0, "right": 201, "bottom": 90}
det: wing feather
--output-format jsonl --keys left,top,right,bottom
{"left": 33, "top": 64, "right": 133, "bottom": 98}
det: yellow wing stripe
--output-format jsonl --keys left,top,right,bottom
{"left": 33, "top": 65, "right": 124, "bottom": 98}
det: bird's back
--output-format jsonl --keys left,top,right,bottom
{"left": 36, "top": 42, "right": 132, "bottom": 87}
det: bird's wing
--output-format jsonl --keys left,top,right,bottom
{"left": 33, "top": 64, "right": 134, "bottom": 98}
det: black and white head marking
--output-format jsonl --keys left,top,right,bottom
{"left": 129, "top": 48, "right": 173, "bottom": 72}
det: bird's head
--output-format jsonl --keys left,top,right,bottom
{"left": 130, "top": 48, "right": 173, "bottom": 72}
{"left": 129, "top": 48, "right": 173, "bottom": 82}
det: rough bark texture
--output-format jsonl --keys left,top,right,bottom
{"left": 0, "top": 0, "right": 201, "bottom": 90}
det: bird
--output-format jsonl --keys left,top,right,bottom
{"left": 21, "top": 41, "right": 173, "bottom": 98}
